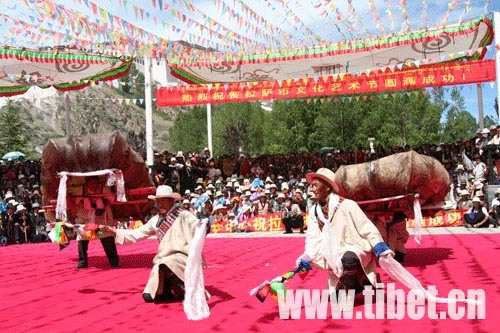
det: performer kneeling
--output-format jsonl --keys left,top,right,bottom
{"left": 108, "top": 185, "right": 210, "bottom": 320}
{"left": 295, "top": 168, "right": 393, "bottom": 295}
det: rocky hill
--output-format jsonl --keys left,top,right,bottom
{"left": 9, "top": 85, "right": 179, "bottom": 159}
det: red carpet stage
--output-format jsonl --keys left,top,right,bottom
{"left": 0, "top": 232, "right": 498, "bottom": 332}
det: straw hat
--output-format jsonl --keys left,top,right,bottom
{"left": 4, "top": 191, "right": 14, "bottom": 201}
{"left": 212, "top": 204, "right": 226, "bottom": 214}
{"left": 306, "top": 168, "right": 340, "bottom": 193}
{"left": 147, "top": 185, "right": 181, "bottom": 201}
{"left": 472, "top": 197, "right": 481, "bottom": 203}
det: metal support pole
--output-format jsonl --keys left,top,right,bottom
{"left": 144, "top": 56, "right": 154, "bottom": 169}
{"left": 495, "top": 12, "right": 500, "bottom": 122}
{"left": 64, "top": 92, "right": 71, "bottom": 137}
{"left": 477, "top": 83, "right": 484, "bottom": 130}
{"left": 207, "top": 103, "right": 213, "bottom": 158}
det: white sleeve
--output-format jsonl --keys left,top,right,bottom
{"left": 302, "top": 207, "right": 327, "bottom": 269}
{"left": 482, "top": 207, "right": 489, "bottom": 217}
{"left": 115, "top": 216, "right": 158, "bottom": 245}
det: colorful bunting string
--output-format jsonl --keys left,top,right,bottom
{"left": 0, "top": 0, "right": 492, "bottom": 68}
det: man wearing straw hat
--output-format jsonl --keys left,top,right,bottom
{"left": 295, "top": 168, "right": 393, "bottom": 295}
{"left": 106, "top": 185, "right": 210, "bottom": 319}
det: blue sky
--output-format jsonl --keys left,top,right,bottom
{"left": 452, "top": 0, "right": 499, "bottom": 123}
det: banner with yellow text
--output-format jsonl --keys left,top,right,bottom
{"left": 158, "top": 60, "right": 495, "bottom": 107}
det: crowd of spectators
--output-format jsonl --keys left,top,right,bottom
{"left": 0, "top": 159, "right": 46, "bottom": 246}
{"left": 2, "top": 125, "right": 500, "bottom": 246}
{"left": 151, "top": 124, "right": 500, "bottom": 231}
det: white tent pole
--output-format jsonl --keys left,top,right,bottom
{"left": 144, "top": 55, "right": 154, "bottom": 169}
{"left": 495, "top": 12, "right": 500, "bottom": 122}
{"left": 477, "top": 83, "right": 484, "bottom": 129}
{"left": 64, "top": 91, "right": 71, "bottom": 137}
{"left": 207, "top": 103, "right": 213, "bottom": 158}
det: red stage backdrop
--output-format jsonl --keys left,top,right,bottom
{"left": 210, "top": 210, "right": 466, "bottom": 233}
{"left": 158, "top": 60, "right": 495, "bottom": 107}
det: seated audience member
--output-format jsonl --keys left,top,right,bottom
{"left": 227, "top": 212, "right": 237, "bottom": 232}
{"left": 463, "top": 197, "right": 489, "bottom": 228}
{"left": 487, "top": 188, "right": 500, "bottom": 228}
{"left": 31, "top": 203, "right": 49, "bottom": 243}
{"left": 14, "top": 204, "right": 32, "bottom": 244}
{"left": 281, "top": 197, "right": 304, "bottom": 234}
{"left": 212, "top": 204, "right": 227, "bottom": 223}
{"left": 0, "top": 217, "right": 7, "bottom": 246}
{"left": 253, "top": 192, "right": 273, "bottom": 215}
{"left": 292, "top": 189, "right": 307, "bottom": 212}
{"left": 456, "top": 190, "right": 472, "bottom": 211}
{"left": 235, "top": 205, "right": 252, "bottom": 232}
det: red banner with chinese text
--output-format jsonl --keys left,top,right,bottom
{"left": 157, "top": 60, "right": 496, "bottom": 107}
{"left": 209, "top": 210, "right": 465, "bottom": 234}
{"left": 406, "top": 209, "right": 465, "bottom": 228}
{"left": 210, "top": 213, "right": 309, "bottom": 234}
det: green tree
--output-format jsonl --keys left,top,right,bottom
{"left": 440, "top": 87, "right": 477, "bottom": 143}
{"left": 169, "top": 105, "right": 207, "bottom": 153}
{"left": 483, "top": 115, "right": 496, "bottom": 129}
{"left": 0, "top": 100, "right": 28, "bottom": 156}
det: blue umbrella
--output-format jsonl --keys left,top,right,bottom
{"left": 2, "top": 151, "right": 26, "bottom": 160}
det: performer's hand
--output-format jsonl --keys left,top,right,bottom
{"left": 380, "top": 249, "right": 395, "bottom": 258}
{"left": 102, "top": 225, "right": 116, "bottom": 234}
{"left": 295, "top": 253, "right": 310, "bottom": 267}
{"left": 295, "top": 256, "right": 303, "bottom": 267}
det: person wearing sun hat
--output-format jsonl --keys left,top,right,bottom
{"left": 295, "top": 168, "right": 393, "bottom": 295}
{"left": 463, "top": 197, "right": 489, "bottom": 228}
{"left": 107, "top": 185, "right": 210, "bottom": 319}
{"left": 235, "top": 204, "right": 253, "bottom": 232}
{"left": 108, "top": 185, "right": 183, "bottom": 245}
{"left": 456, "top": 189, "right": 473, "bottom": 211}
{"left": 487, "top": 188, "right": 500, "bottom": 228}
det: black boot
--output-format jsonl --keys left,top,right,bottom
{"left": 100, "top": 236, "right": 120, "bottom": 267}
{"left": 76, "top": 240, "right": 89, "bottom": 269}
